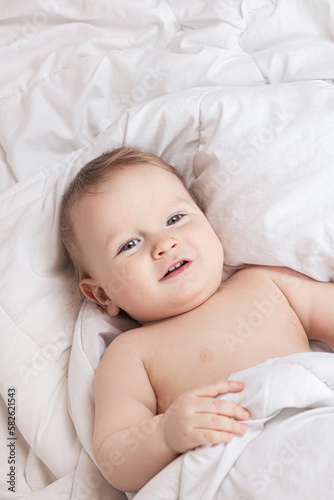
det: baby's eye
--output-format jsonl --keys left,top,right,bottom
{"left": 167, "top": 214, "right": 184, "bottom": 226}
{"left": 120, "top": 239, "right": 140, "bottom": 253}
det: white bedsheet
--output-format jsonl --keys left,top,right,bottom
{"left": 1, "top": 1, "right": 334, "bottom": 499}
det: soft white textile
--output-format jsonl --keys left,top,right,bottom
{"left": 1, "top": 1, "right": 334, "bottom": 498}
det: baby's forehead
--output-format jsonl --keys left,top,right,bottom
{"left": 75, "top": 166, "right": 192, "bottom": 218}
{"left": 98, "top": 164, "right": 190, "bottom": 199}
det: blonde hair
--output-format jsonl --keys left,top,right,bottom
{"left": 59, "top": 146, "right": 203, "bottom": 303}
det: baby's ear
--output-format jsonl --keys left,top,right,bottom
{"left": 80, "top": 278, "right": 120, "bottom": 317}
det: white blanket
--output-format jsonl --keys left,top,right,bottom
{"left": 1, "top": 1, "right": 334, "bottom": 499}
{"left": 132, "top": 352, "right": 334, "bottom": 499}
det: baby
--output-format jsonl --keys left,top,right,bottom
{"left": 60, "top": 146, "right": 334, "bottom": 494}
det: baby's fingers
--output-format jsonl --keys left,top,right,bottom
{"left": 194, "top": 413, "right": 247, "bottom": 436}
{"left": 196, "top": 398, "right": 249, "bottom": 421}
{"left": 194, "top": 380, "right": 245, "bottom": 398}
{"left": 195, "top": 428, "right": 234, "bottom": 446}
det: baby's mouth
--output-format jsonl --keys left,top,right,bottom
{"left": 162, "top": 260, "right": 189, "bottom": 279}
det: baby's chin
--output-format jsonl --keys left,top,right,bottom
{"left": 135, "top": 284, "right": 221, "bottom": 325}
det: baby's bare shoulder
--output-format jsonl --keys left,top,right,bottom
{"left": 100, "top": 321, "right": 163, "bottom": 368}
{"left": 101, "top": 326, "right": 144, "bottom": 361}
{"left": 231, "top": 264, "right": 294, "bottom": 282}
{"left": 226, "top": 265, "right": 295, "bottom": 300}
{"left": 228, "top": 264, "right": 274, "bottom": 284}
{"left": 238, "top": 265, "right": 308, "bottom": 291}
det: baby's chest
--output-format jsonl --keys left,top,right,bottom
{"left": 145, "top": 283, "right": 307, "bottom": 413}
{"left": 152, "top": 341, "right": 231, "bottom": 413}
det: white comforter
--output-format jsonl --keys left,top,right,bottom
{"left": 1, "top": 1, "right": 334, "bottom": 499}
{"left": 133, "top": 352, "right": 334, "bottom": 499}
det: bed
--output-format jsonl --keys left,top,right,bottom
{"left": 1, "top": 1, "right": 334, "bottom": 498}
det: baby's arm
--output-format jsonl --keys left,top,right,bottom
{"left": 268, "top": 267, "right": 334, "bottom": 346}
{"left": 93, "top": 333, "right": 249, "bottom": 493}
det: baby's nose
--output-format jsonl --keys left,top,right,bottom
{"left": 151, "top": 237, "right": 179, "bottom": 260}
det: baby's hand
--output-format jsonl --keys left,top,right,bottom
{"left": 162, "top": 380, "right": 249, "bottom": 454}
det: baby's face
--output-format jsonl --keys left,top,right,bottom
{"left": 74, "top": 164, "right": 224, "bottom": 324}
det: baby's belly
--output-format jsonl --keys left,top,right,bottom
{"left": 153, "top": 326, "right": 311, "bottom": 414}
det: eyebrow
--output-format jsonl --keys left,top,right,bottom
{"left": 173, "top": 196, "right": 193, "bottom": 206}
{"left": 104, "top": 229, "right": 125, "bottom": 254}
